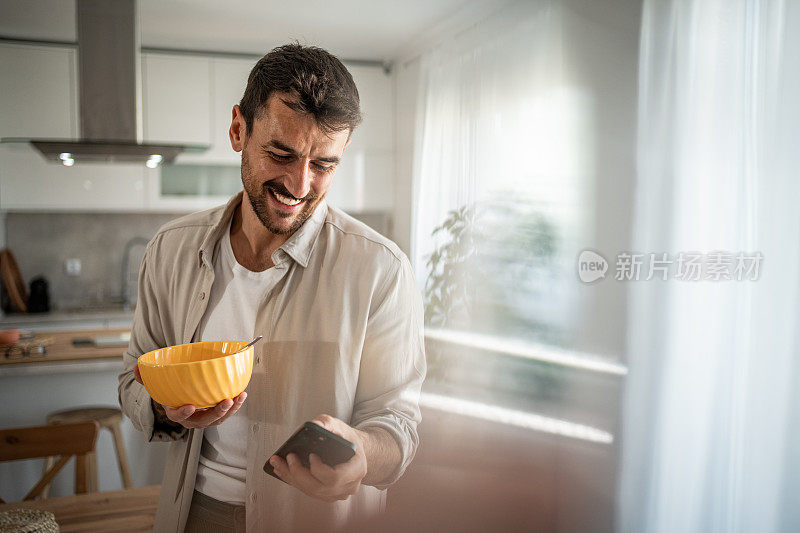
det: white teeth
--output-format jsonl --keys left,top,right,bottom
{"left": 272, "top": 190, "right": 302, "bottom": 206}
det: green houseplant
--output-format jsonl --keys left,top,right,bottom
{"left": 423, "top": 199, "right": 564, "bottom": 391}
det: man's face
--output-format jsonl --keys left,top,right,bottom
{"left": 233, "top": 93, "right": 350, "bottom": 235}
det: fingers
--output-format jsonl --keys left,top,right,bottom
{"left": 133, "top": 364, "right": 144, "bottom": 385}
{"left": 308, "top": 453, "right": 337, "bottom": 485}
{"left": 310, "top": 414, "right": 337, "bottom": 434}
{"left": 208, "top": 392, "right": 247, "bottom": 427}
{"left": 331, "top": 450, "right": 364, "bottom": 478}
{"left": 270, "top": 456, "right": 291, "bottom": 484}
{"left": 272, "top": 453, "right": 357, "bottom": 503}
{"left": 186, "top": 399, "right": 234, "bottom": 428}
{"left": 162, "top": 394, "right": 246, "bottom": 429}
{"left": 283, "top": 453, "right": 329, "bottom": 498}
{"left": 164, "top": 404, "right": 196, "bottom": 424}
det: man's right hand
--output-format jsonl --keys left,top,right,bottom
{"left": 134, "top": 362, "right": 247, "bottom": 429}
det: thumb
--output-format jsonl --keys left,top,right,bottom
{"left": 134, "top": 363, "right": 144, "bottom": 385}
{"left": 311, "top": 415, "right": 332, "bottom": 431}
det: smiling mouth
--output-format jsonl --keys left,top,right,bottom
{"left": 267, "top": 186, "right": 304, "bottom": 208}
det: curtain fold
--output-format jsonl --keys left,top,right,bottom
{"left": 618, "top": 1, "right": 800, "bottom": 532}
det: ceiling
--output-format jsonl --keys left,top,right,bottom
{"left": 0, "top": 0, "right": 476, "bottom": 62}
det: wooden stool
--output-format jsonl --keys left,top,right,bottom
{"left": 41, "top": 407, "right": 132, "bottom": 497}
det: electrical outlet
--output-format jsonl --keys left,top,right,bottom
{"left": 65, "top": 258, "right": 82, "bottom": 276}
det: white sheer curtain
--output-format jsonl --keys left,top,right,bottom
{"left": 619, "top": 1, "right": 800, "bottom": 532}
{"left": 411, "top": 0, "right": 591, "bottom": 346}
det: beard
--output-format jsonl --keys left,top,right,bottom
{"left": 240, "top": 150, "right": 322, "bottom": 235}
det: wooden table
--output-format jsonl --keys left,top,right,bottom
{"left": 0, "top": 328, "right": 130, "bottom": 367}
{"left": 0, "top": 485, "right": 160, "bottom": 532}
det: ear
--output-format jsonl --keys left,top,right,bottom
{"left": 229, "top": 105, "right": 246, "bottom": 152}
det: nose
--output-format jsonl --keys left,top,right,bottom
{"left": 285, "top": 159, "right": 312, "bottom": 199}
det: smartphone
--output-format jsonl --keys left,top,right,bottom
{"left": 263, "top": 422, "right": 357, "bottom": 481}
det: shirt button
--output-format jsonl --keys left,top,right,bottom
{"left": 255, "top": 356, "right": 261, "bottom": 365}
{"left": 251, "top": 424, "right": 258, "bottom": 434}
{"left": 250, "top": 492, "right": 257, "bottom": 503}
{"left": 199, "top": 291, "right": 206, "bottom": 300}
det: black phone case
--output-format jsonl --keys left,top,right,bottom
{"left": 263, "top": 422, "right": 357, "bottom": 482}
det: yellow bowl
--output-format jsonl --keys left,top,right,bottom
{"left": 138, "top": 340, "right": 254, "bottom": 409}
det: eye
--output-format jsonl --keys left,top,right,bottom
{"left": 268, "top": 151, "right": 292, "bottom": 162}
{"left": 312, "top": 161, "right": 335, "bottom": 173}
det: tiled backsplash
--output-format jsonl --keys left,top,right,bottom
{"left": 4, "top": 208, "right": 391, "bottom": 312}
{"left": 5, "top": 212, "right": 185, "bottom": 311}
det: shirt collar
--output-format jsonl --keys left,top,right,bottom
{"left": 197, "top": 191, "right": 328, "bottom": 269}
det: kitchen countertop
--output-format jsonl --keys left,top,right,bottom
{"left": 0, "top": 327, "right": 130, "bottom": 377}
{"left": 0, "top": 307, "right": 134, "bottom": 330}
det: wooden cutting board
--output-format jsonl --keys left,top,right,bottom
{"left": 0, "top": 248, "right": 28, "bottom": 313}
{"left": 0, "top": 328, "right": 131, "bottom": 366}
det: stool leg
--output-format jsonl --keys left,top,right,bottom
{"left": 110, "top": 423, "right": 133, "bottom": 488}
{"left": 86, "top": 451, "right": 98, "bottom": 492}
{"left": 41, "top": 456, "right": 55, "bottom": 498}
{"left": 75, "top": 454, "right": 88, "bottom": 494}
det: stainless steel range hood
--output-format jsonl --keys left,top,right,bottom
{"left": 15, "top": 0, "right": 206, "bottom": 164}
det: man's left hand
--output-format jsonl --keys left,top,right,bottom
{"left": 268, "top": 414, "right": 368, "bottom": 503}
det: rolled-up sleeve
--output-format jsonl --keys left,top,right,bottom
{"left": 117, "top": 243, "right": 187, "bottom": 443}
{"left": 351, "top": 255, "right": 427, "bottom": 489}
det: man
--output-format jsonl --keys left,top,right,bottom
{"left": 118, "top": 44, "right": 426, "bottom": 532}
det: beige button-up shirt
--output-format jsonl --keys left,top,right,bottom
{"left": 118, "top": 192, "right": 426, "bottom": 532}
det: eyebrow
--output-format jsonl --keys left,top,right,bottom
{"left": 265, "top": 140, "right": 340, "bottom": 164}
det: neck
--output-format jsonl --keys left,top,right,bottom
{"left": 229, "top": 196, "right": 291, "bottom": 270}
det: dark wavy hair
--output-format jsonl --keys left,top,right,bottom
{"left": 239, "top": 43, "right": 362, "bottom": 136}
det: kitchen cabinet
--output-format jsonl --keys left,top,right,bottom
{"left": 175, "top": 56, "right": 253, "bottom": 165}
{"left": 152, "top": 58, "right": 397, "bottom": 213}
{"left": 0, "top": 144, "right": 148, "bottom": 211}
{"left": 0, "top": 43, "right": 78, "bottom": 140}
{"left": 210, "top": 57, "right": 253, "bottom": 161}
{"left": 0, "top": 44, "right": 395, "bottom": 214}
{"left": 144, "top": 55, "right": 250, "bottom": 211}
{"left": 145, "top": 162, "right": 238, "bottom": 212}
{"left": 142, "top": 52, "right": 212, "bottom": 146}
{"left": 0, "top": 43, "right": 146, "bottom": 212}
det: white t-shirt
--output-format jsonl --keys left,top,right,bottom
{"left": 194, "top": 219, "right": 283, "bottom": 504}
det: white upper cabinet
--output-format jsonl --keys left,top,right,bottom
{"left": 0, "top": 43, "right": 78, "bottom": 140}
{"left": 205, "top": 57, "right": 254, "bottom": 164}
{"left": 144, "top": 55, "right": 253, "bottom": 209}
{"left": 144, "top": 54, "right": 252, "bottom": 165}
{"left": 0, "top": 44, "right": 394, "bottom": 213}
{"left": 141, "top": 52, "right": 212, "bottom": 146}
{"left": 0, "top": 43, "right": 146, "bottom": 212}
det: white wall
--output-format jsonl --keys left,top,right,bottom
{"left": 326, "top": 64, "right": 396, "bottom": 215}
{"left": 391, "top": 57, "right": 421, "bottom": 256}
